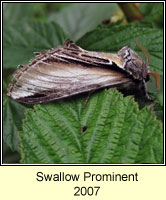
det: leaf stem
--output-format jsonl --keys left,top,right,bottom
{"left": 118, "top": 3, "right": 144, "bottom": 22}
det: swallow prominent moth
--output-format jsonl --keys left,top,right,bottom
{"left": 7, "top": 39, "right": 160, "bottom": 104}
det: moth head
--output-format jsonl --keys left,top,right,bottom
{"left": 118, "top": 46, "right": 147, "bottom": 80}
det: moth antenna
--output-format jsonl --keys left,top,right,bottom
{"left": 134, "top": 39, "right": 160, "bottom": 91}
{"left": 149, "top": 71, "right": 160, "bottom": 90}
{"left": 134, "top": 38, "right": 150, "bottom": 66}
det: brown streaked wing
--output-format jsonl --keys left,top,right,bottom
{"left": 7, "top": 60, "right": 134, "bottom": 104}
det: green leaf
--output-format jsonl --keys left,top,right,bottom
{"left": 147, "top": 75, "right": 163, "bottom": 106}
{"left": 139, "top": 3, "right": 163, "bottom": 28}
{"left": 3, "top": 20, "right": 67, "bottom": 69}
{"left": 19, "top": 89, "right": 163, "bottom": 164}
{"left": 77, "top": 23, "right": 163, "bottom": 75}
{"left": 3, "top": 97, "right": 26, "bottom": 151}
{"left": 3, "top": 140, "right": 20, "bottom": 163}
{"left": 153, "top": 103, "right": 163, "bottom": 122}
{"left": 48, "top": 3, "right": 124, "bottom": 40}
{"left": 3, "top": 79, "right": 7, "bottom": 92}
{"left": 3, "top": 3, "right": 33, "bottom": 28}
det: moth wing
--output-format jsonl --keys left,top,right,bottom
{"left": 7, "top": 61, "right": 133, "bottom": 104}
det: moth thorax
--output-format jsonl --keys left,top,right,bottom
{"left": 118, "top": 46, "right": 148, "bottom": 81}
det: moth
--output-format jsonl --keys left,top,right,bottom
{"left": 7, "top": 39, "right": 160, "bottom": 104}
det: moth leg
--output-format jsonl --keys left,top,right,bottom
{"left": 83, "top": 90, "right": 95, "bottom": 109}
{"left": 143, "top": 79, "right": 153, "bottom": 101}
